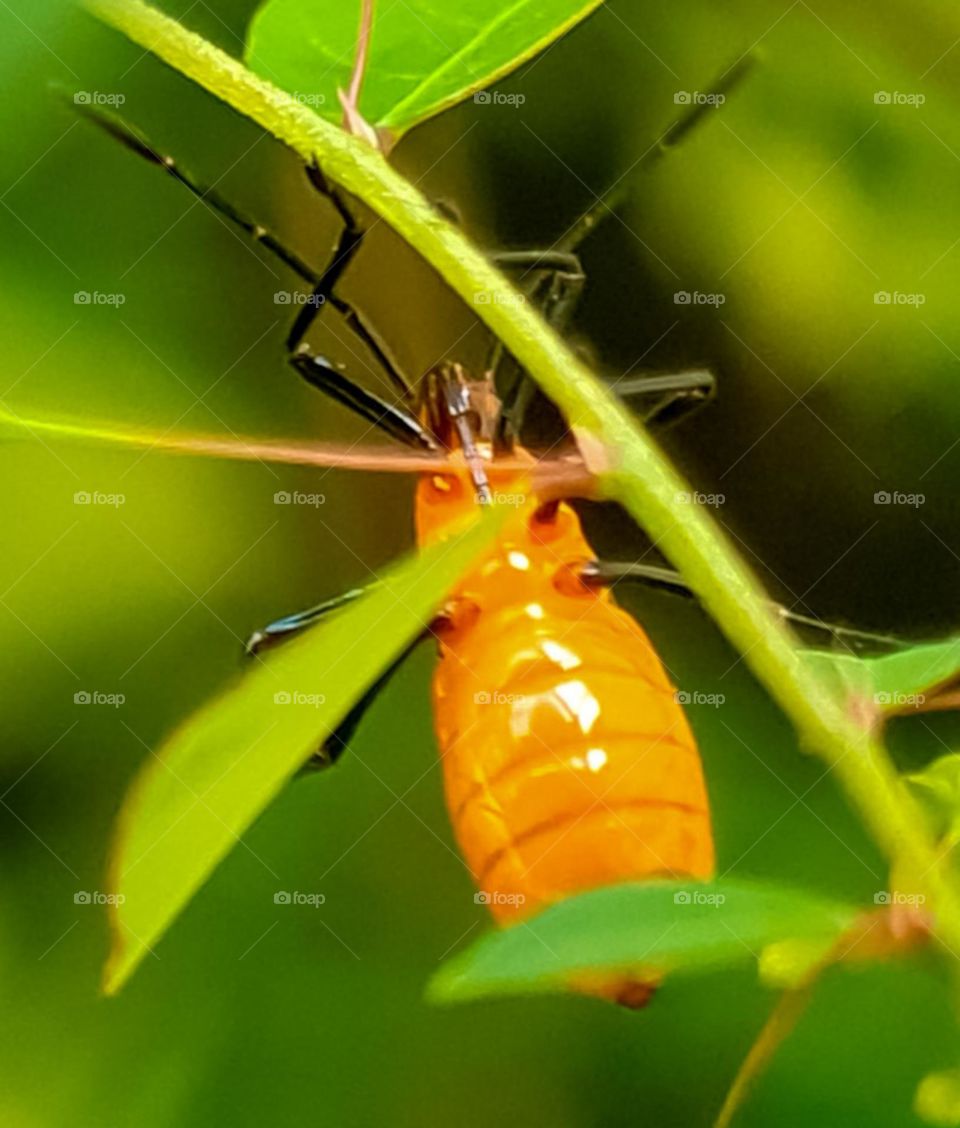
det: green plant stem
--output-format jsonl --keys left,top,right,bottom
{"left": 82, "top": 0, "right": 960, "bottom": 949}
{"left": 714, "top": 984, "right": 816, "bottom": 1128}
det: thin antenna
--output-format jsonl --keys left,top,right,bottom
{"left": 339, "top": 0, "right": 381, "bottom": 149}
{"left": 344, "top": 0, "right": 374, "bottom": 120}
{"left": 557, "top": 53, "right": 758, "bottom": 255}
{"left": 0, "top": 403, "right": 592, "bottom": 493}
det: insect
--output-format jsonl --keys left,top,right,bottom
{"left": 413, "top": 408, "right": 715, "bottom": 1010}
{"left": 67, "top": 59, "right": 898, "bottom": 1005}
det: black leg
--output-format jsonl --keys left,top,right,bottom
{"left": 482, "top": 56, "right": 757, "bottom": 445}
{"left": 73, "top": 103, "right": 420, "bottom": 421}
{"left": 579, "top": 560, "right": 905, "bottom": 653}
{"left": 489, "top": 249, "right": 586, "bottom": 335}
{"left": 73, "top": 101, "right": 321, "bottom": 283}
{"left": 247, "top": 586, "right": 433, "bottom": 767}
{"left": 615, "top": 368, "right": 717, "bottom": 429}
{"left": 432, "top": 197, "right": 463, "bottom": 226}
{"left": 282, "top": 167, "right": 437, "bottom": 444}
{"left": 313, "top": 640, "right": 421, "bottom": 768}
{"left": 245, "top": 587, "right": 370, "bottom": 656}
{"left": 488, "top": 250, "right": 587, "bottom": 450}
{"left": 556, "top": 54, "right": 758, "bottom": 256}
{"left": 291, "top": 165, "right": 413, "bottom": 400}
{"left": 289, "top": 351, "right": 438, "bottom": 450}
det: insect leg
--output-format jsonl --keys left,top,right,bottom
{"left": 245, "top": 587, "right": 370, "bottom": 656}
{"left": 616, "top": 368, "right": 717, "bottom": 429}
{"left": 315, "top": 639, "right": 423, "bottom": 768}
{"left": 72, "top": 101, "right": 320, "bottom": 284}
{"left": 247, "top": 587, "right": 433, "bottom": 768}
{"left": 580, "top": 561, "right": 906, "bottom": 653}
{"left": 556, "top": 53, "right": 757, "bottom": 256}
{"left": 288, "top": 350, "right": 438, "bottom": 450}
{"left": 489, "top": 250, "right": 586, "bottom": 343}
{"left": 490, "top": 247, "right": 714, "bottom": 435}
{"left": 486, "top": 55, "right": 757, "bottom": 443}
{"left": 316, "top": 597, "right": 473, "bottom": 765}
{"left": 292, "top": 164, "right": 413, "bottom": 399}
{"left": 282, "top": 172, "right": 441, "bottom": 448}
{"left": 489, "top": 251, "right": 587, "bottom": 450}
{"left": 72, "top": 101, "right": 417, "bottom": 407}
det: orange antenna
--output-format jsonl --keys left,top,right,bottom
{"left": 0, "top": 405, "right": 593, "bottom": 492}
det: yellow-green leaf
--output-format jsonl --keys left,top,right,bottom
{"left": 104, "top": 509, "right": 506, "bottom": 994}
{"left": 245, "top": 0, "right": 605, "bottom": 136}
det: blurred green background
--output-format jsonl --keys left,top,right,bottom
{"left": 2, "top": 0, "right": 960, "bottom": 1124}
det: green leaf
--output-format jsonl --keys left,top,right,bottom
{"left": 868, "top": 635, "right": 960, "bottom": 710}
{"left": 428, "top": 878, "right": 856, "bottom": 1004}
{"left": 802, "top": 634, "right": 960, "bottom": 716}
{"left": 104, "top": 508, "right": 507, "bottom": 995}
{"left": 245, "top": 0, "right": 605, "bottom": 136}
{"left": 906, "top": 754, "right": 960, "bottom": 841}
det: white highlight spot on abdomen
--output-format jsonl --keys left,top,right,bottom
{"left": 540, "top": 639, "right": 581, "bottom": 671}
{"left": 585, "top": 747, "right": 607, "bottom": 772}
{"left": 554, "top": 680, "right": 601, "bottom": 734}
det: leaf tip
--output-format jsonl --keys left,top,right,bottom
{"left": 424, "top": 960, "right": 466, "bottom": 1006}
{"left": 100, "top": 945, "right": 130, "bottom": 997}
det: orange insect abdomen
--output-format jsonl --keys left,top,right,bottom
{"left": 417, "top": 466, "right": 714, "bottom": 962}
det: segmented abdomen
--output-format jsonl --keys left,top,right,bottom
{"left": 432, "top": 587, "right": 714, "bottom": 925}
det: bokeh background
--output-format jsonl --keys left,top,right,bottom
{"left": 2, "top": 0, "right": 960, "bottom": 1124}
